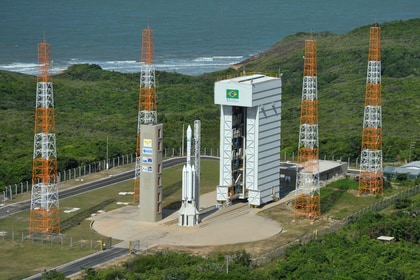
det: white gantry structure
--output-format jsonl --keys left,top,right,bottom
{"left": 214, "top": 74, "right": 282, "bottom": 207}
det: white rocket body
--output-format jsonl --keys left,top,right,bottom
{"left": 179, "top": 125, "right": 200, "bottom": 226}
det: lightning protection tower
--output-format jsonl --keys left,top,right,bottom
{"left": 294, "top": 39, "right": 321, "bottom": 221}
{"left": 358, "top": 25, "right": 383, "bottom": 196}
{"left": 134, "top": 27, "right": 157, "bottom": 203}
{"left": 29, "top": 40, "right": 60, "bottom": 236}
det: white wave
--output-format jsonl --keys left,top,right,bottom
{"left": 158, "top": 62, "right": 236, "bottom": 68}
{"left": 212, "top": 55, "right": 243, "bottom": 60}
{"left": 193, "top": 55, "right": 243, "bottom": 62}
{"left": 194, "top": 57, "right": 214, "bottom": 62}
{"left": 0, "top": 54, "right": 244, "bottom": 76}
{"left": 0, "top": 62, "right": 66, "bottom": 75}
{"left": 0, "top": 62, "right": 38, "bottom": 69}
{"left": 104, "top": 60, "right": 137, "bottom": 65}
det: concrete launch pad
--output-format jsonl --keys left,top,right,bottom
{"left": 90, "top": 191, "right": 282, "bottom": 249}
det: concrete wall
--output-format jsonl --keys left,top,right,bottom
{"left": 139, "top": 124, "right": 163, "bottom": 222}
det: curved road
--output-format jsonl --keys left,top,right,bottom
{"left": 2, "top": 156, "right": 218, "bottom": 279}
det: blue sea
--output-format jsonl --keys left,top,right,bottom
{"left": 0, "top": 0, "right": 418, "bottom": 76}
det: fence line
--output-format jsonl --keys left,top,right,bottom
{"left": 252, "top": 184, "right": 420, "bottom": 267}
{"left": 3, "top": 151, "right": 359, "bottom": 201}
{"left": 2, "top": 147, "right": 225, "bottom": 200}
{"left": 0, "top": 229, "right": 111, "bottom": 252}
{"left": 4, "top": 144, "right": 410, "bottom": 202}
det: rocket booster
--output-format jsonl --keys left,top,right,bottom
{"left": 190, "top": 165, "right": 195, "bottom": 200}
{"left": 182, "top": 165, "right": 193, "bottom": 201}
{"left": 182, "top": 165, "right": 187, "bottom": 200}
{"left": 181, "top": 125, "right": 194, "bottom": 201}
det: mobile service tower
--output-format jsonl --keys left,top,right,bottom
{"left": 214, "top": 74, "right": 282, "bottom": 207}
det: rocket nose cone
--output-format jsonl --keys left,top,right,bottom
{"left": 187, "top": 125, "right": 192, "bottom": 138}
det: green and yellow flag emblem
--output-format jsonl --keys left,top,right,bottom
{"left": 226, "top": 89, "right": 239, "bottom": 99}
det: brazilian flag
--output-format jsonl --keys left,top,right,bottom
{"left": 226, "top": 89, "right": 239, "bottom": 99}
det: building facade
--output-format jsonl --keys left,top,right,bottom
{"left": 214, "top": 74, "right": 282, "bottom": 206}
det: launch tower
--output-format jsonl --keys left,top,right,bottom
{"left": 29, "top": 40, "right": 60, "bottom": 235}
{"left": 134, "top": 27, "right": 158, "bottom": 204}
{"left": 358, "top": 25, "right": 383, "bottom": 196}
{"left": 135, "top": 27, "right": 163, "bottom": 222}
{"left": 294, "top": 39, "right": 321, "bottom": 221}
{"left": 214, "top": 74, "right": 282, "bottom": 207}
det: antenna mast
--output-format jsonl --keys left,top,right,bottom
{"left": 29, "top": 40, "right": 60, "bottom": 235}
{"left": 294, "top": 39, "right": 321, "bottom": 221}
{"left": 358, "top": 25, "right": 383, "bottom": 195}
{"left": 134, "top": 27, "right": 157, "bottom": 203}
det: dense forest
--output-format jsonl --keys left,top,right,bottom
{"left": 0, "top": 18, "right": 419, "bottom": 188}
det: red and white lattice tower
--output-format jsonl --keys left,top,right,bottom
{"left": 358, "top": 25, "right": 383, "bottom": 196}
{"left": 133, "top": 27, "right": 157, "bottom": 203}
{"left": 294, "top": 39, "right": 321, "bottom": 221}
{"left": 29, "top": 41, "right": 60, "bottom": 235}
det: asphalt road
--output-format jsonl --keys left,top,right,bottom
{"left": 23, "top": 247, "right": 129, "bottom": 280}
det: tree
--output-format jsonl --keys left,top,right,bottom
{"left": 41, "top": 269, "right": 67, "bottom": 280}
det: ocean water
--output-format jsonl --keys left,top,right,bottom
{"left": 0, "top": 0, "right": 418, "bottom": 76}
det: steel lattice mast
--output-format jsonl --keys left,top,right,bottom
{"left": 358, "top": 25, "right": 383, "bottom": 196}
{"left": 29, "top": 41, "right": 60, "bottom": 235}
{"left": 294, "top": 39, "right": 321, "bottom": 221}
{"left": 134, "top": 27, "right": 157, "bottom": 203}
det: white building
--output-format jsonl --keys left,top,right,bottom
{"left": 214, "top": 74, "right": 282, "bottom": 206}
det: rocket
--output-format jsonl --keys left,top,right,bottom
{"left": 182, "top": 125, "right": 194, "bottom": 201}
{"left": 179, "top": 124, "right": 200, "bottom": 226}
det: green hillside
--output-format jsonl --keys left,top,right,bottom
{"left": 0, "top": 18, "right": 419, "bottom": 188}
{"left": 237, "top": 18, "right": 420, "bottom": 160}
